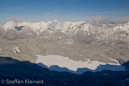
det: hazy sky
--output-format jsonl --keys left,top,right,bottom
{"left": 0, "top": 0, "right": 129, "bottom": 24}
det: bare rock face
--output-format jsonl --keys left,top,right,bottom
{"left": 0, "top": 20, "right": 129, "bottom": 64}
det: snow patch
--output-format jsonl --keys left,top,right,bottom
{"left": 13, "top": 46, "right": 20, "bottom": 53}
{"left": 109, "top": 58, "right": 120, "bottom": 65}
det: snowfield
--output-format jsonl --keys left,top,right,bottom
{"left": 36, "top": 55, "right": 126, "bottom": 74}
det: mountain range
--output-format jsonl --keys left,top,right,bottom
{"left": 0, "top": 20, "right": 129, "bottom": 65}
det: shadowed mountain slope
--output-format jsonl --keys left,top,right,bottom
{"left": 0, "top": 56, "right": 129, "bottom": 86}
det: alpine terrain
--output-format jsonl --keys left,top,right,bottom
{"left": 0, "top": 20, "right": 129, "bottom": 64}
{"left": 0, "top": 19, "right": 129, "bottom": 86}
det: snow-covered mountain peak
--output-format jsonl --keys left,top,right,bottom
{"left": 3, "top": 21, "right": 16, "bottom": 30}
